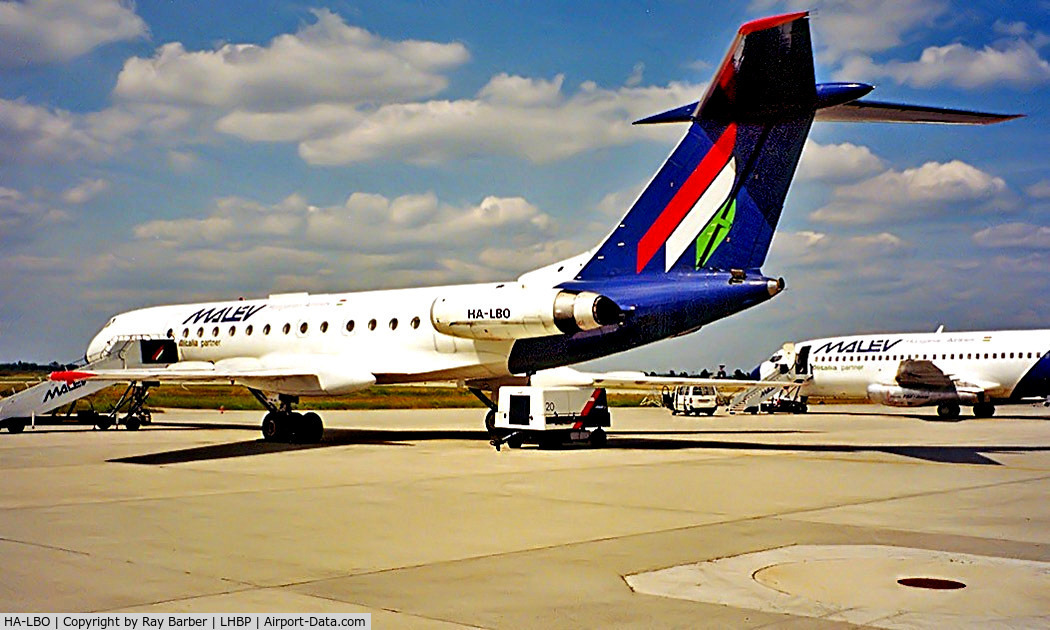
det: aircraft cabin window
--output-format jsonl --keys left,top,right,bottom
{"left": 263, "top": 324, "right": 271, "bottom": 335}
{"left": 182, "top": 328, "right": 189, "bottom": 338}
{"left": 212, "top": 327, "right": 219, "bottom": 337}
{"left": 283, "top": 323, "right": 291, "bottom": 335}
{"left": 346, "top": 320, "right": 355, "bottom": 333}
{"left": 246, "top": 325, "right": 253, "bottom": 336}
{"left": 320, "top": 321, "right": 328, "bottom": 333}
{"left": 411, "top": 316, "right": 420, "bottom": 329}
{"left": 229, "top": 326, "right": 236, "bottom": 337}
{"left": 166, "top": 329, "right": 174, "bottom": 338}
{"left": 300, "top": 323, "right": 308, "bottom": 334}
{"left": 389, "top": 318, "right": 398, "bottom": 330}
{"left": 197, "top": 327, "right": 204, "bottom": 338}
{"left": 368, "top": 319, "right": 377, "bottom": 331}
{"left": 1010, "top": 352, "right": 1015, "bottom": 359}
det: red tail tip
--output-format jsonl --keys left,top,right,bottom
{"left": 50, "top": 370, "right": 94, "bottom": 383}
{"left": 739, "top": 11, "right": 808, "bottom": 35}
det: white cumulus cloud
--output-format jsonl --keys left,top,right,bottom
{"left": 293, "top": 78, "right": 700, "bottom": 165}
{"left": 809, "top": 160, "right": 1007, "bottom": 224}
{"left": 797, "top": 140, "right": 883, "bottom": 181}
{"left": 0, "top": 0, "right": 146, "bottom": 67}
{"left": 62, "top": 178, "right": 110, "bottom": 204}
{"left": 973, "top": 222, "right": 1050, "bottom": 249}
{"left": 836, "top": 40, "right": 1050, "bottom": 88}
{"left": 114, "top": 9, "right": 469, "bottom": 110}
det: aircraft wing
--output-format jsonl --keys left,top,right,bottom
{"left": 50, "top": 355, "right": 376, "bottom": 397}
{"left": 893, "top": 359, "right": 1000, "bottom": 393}
{"left": 530, "top": 366, "right": 803, "bottom": 393}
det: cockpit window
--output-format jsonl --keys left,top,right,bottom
{"left": 770, "top": 354, "right": 781, "bottom": 363}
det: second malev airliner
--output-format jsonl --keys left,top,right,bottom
{"left": 755, "top": 329, "right": 1050, "bottom": 418}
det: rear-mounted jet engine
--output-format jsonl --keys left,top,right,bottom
{"left": 431, "top": 287, "right": 622, "bottom": 340}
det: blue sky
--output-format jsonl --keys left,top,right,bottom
{"left": 1, "top": 0, "right": 1048, "bottom": 373}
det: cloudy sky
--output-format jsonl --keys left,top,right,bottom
{"left": 0, "top": 0, "right": 1047, "bottom": 373}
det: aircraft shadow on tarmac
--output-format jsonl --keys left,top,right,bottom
{"left": 604, "top": 432, "right": 1050, "bottom": 465}
{"left": 803, "top": 408, "right": 1050, "bottom": 422}
{"left": 103, "top": 423, "right": 1050, "bottom": 467}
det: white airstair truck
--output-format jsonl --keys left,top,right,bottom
{"left": 0, "top": 336, "right": 165, "bottom": 432}
{"left": 728, "top": 342, "right": 811, "bottom": 414}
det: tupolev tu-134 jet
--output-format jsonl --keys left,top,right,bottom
{"left": 40, "top": 12, "right": 1017, "bottom": 441}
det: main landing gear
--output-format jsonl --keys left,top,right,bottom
{"left": 972, "top": 402, "right": 996, "bottom": 418}
{"left": 250, "top": 389, "right": 324, "bottom": 443}
{"left": 936, "top": 402, "right": 961, "bottom": 420}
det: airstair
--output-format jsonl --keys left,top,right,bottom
{"left": 0, "top": 336, "right": 163, "bottom": 432}
{"left": 727, "top": 342, "right": 811, "bottom": 414}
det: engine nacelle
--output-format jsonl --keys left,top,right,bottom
{"left": 431, "top": 286, "right": 622, "bottom": 341}
{"left": 866, "top": 384, "right": 978, "bottom": 407}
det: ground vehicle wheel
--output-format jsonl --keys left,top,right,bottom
{"left": 124, "top": 416, "right": 141, "bottom": 431}
{"left": 484, "top": 409, "right": 497, "bottom": 433}
{"left": 706, "top": 409, "right": 716, "bottom": 416}
{"left": 589, "top": 428, "right": 607, "bottom": 448}
{"left": 972, "top": 402, "right": 995, "bottom": 418}
{"left": 95, "top": 415, "right": 112, "bottom": 430}
{"left": 300, "top": 411, "right": 324, "bottom": 443}
{"left": 6, "top": 418, "right": 26, "bottom": 433}
{"left": 937, "top": 402, "right": 961, "bottom": 419}
{"left": 506, "top": 433, "right": 524, "bottom": 449}
{"left": 799, "top": 404, "right": 808, "bottom": 414}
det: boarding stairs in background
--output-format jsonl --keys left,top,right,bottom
{"left": 727, "top": 342, "right": 809, "bottom": 413}
{"left": 0, "top": 336, "right": 158, "bottom": 431}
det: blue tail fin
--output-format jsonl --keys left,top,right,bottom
{"left": 576, "top": 12, "right": 814, "bottom": 279}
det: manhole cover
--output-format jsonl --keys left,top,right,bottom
{"left": 897, "top": 577, "right": 966, "bottom": 590}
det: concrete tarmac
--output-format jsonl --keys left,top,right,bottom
{"left": 2, "top": 404, "right": 1050, "bottom": 627}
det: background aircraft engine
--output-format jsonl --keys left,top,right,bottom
{"left": 431, "top": 288, "right": 622, "bottom": 341}
{"left": 866, "top": 384, "right": 977, "bottom": 407}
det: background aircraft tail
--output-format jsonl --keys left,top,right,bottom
{"left": 577, "top": 12, "right": 815, "bottom": 279}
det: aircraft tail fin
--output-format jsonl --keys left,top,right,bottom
{"left": 573, "top": 12, "right": 1018, "bottom": 280}
{"left": 576, "top": 12, "right": 815, "bottom": 279}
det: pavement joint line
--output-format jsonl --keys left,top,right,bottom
{"left": 5, "top": 459, "right": 1047, "bottom": 594}
{"left": 259, "top": 470, "right": 1050, "bottom": 590}
{"left": 0, "top": 535, "right": 91, "bottom": 556}
{"left": 93, "top": 585, "right": 262, "bottom": 614}
{"left": 777, "top": 470, "right": 1050, "bottom": 522}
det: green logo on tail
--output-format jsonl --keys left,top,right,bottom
{"left": 695, "top": 198, "right": 736, "bottom": 268}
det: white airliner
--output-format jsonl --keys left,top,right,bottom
{"left": 18, "top": 12, "right": 1015, "bottom": 439}
{"left": 755, "top": 329, "right": 1050, "bottom": 419}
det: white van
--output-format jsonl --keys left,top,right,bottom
{"left": 666, "top": 385, "right": 718, "bottom": 416}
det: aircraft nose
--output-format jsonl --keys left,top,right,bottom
{"left": 85, "top": 318, "right": 116, "bottom": 362}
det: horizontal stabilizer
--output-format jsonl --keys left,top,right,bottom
{"left": 815, "top": 100, "right": 1022, "bottom": 125}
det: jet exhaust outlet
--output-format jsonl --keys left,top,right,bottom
{"left": 432, "top": 287, "right": 622, "bottom": 341}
